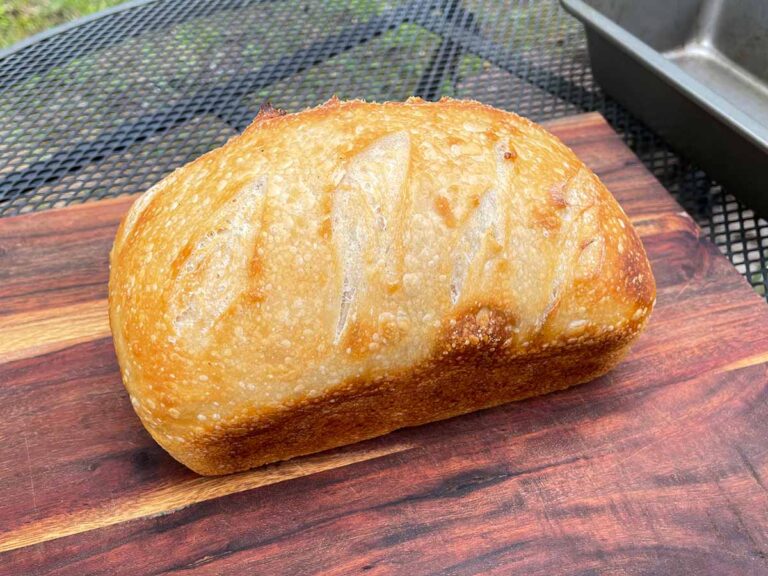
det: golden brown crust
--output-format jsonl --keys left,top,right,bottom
{"left": 109, "top": 98, "right": 655, "bottom": 475}
{"left": 185, "top": 331, "right": 637, "bottom": 475}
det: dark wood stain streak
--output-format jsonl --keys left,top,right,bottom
{"left": 1, "top": 114, "right": 768, "bottom": 575}
{"left": 736, "top": 446, "right": 768, "bottom": 494}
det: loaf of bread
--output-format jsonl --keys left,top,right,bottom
{"left": 109, "top": 98, "right": 655, "bottom": 475}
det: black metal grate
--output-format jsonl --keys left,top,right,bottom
{"left": 1, "top": 0, "right": 766, "bottom": 297}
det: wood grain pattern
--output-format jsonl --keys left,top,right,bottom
{"left": 0, "top": 300, "right": 109, "bottom": 363}
{"left": 0, "top": 441, "right": 412, "bottom": 554}
{"left": 1, "top": 113, "right": 767, "bottom": 575}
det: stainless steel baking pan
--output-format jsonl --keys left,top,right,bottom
{"left": 561, "top": 0, "right": 768, "bottom": 215}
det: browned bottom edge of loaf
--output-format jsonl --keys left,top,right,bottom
{"left": 178, "top": 335, "right": 635, "bottom": 475}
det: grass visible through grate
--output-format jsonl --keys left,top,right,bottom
{"left": 0, "top": 0, "right": 129, "bottom": 48}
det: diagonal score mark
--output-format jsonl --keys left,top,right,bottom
{"left": 331, "top": 131, "right": 411, "bottom": 343}
{"left": 0, "top": 440, "right": 414, "bottom": 554}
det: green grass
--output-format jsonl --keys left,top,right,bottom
{"left": 0, "top": 0, "right": 387, "bottom": 50}
{"left": 0, "top": 0, "right": 129, "bottom": 49}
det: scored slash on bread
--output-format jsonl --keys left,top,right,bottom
{"left": 170, "top": 176, "right": 267, "bottom": 350}
{"left": 109, "top": 97, "right": 655, "bottom": 475}
{"left": 331, "top": 130, "right": 411, "bottom": 342}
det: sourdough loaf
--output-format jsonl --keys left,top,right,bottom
{"left": 109, "top": 98, "right": 655, "bottom": 475}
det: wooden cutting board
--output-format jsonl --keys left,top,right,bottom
{"left": 1, "top": 113, "right": 767, "bottom": 575}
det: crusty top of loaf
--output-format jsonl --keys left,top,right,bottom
{"left": 109, "top": 98, "right": 655, "bottom": 452}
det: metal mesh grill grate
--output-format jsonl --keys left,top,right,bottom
{"left": 1, "top": 0, "right": 766, "bottom": 297}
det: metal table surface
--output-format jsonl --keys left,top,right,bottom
{"left": 1, "top": 0, "right": 766, "bottom": 297}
